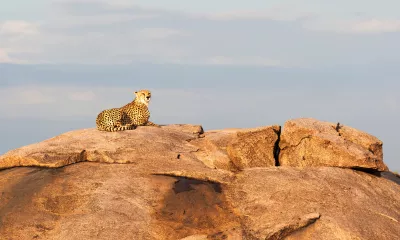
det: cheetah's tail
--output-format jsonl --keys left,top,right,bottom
{"left": 98, "top": 125, "right": 136, "bottom": 132}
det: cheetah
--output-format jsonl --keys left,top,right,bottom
{"left": 96, "top": 89, "right": 159, "bottom": 132}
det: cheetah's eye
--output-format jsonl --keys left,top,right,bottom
{"left": 146, "top": 96, "right": 151, "bottom": 100}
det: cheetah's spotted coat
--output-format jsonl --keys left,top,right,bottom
{"left": 96, "top": 90, "right": 158, "bottom": 132}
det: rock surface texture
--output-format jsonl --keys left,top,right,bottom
{"left": 279, "top": 118, "right": 387, "bottom": 171}
{"left": 0, "top": 118, "right": 399, "bottom": 240}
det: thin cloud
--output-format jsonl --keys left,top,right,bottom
{"left": 350, "top": 19, "right": 400, "bottom": 33}
{"left": 0, "top": 85, "right": 207, "bottom": 120}
{"left": 305, "top": 18, "right": 400, "bottom": 34}
{"left": 0, "top": 21, "right": 40, "bottom": 35}
{"left": 136, "top": 28, "right": 189, "bottom": 40}
{"left": 56, "top": 0, "right": 135, "bottom": 7}
{"left": 1, "top": 1, "right": 399, "bottom": 66}
{"left": 0, "top": 48, "right": 11, "bottom": 63}
{"left": 50, "top": 14, "right": 157, "bottom": 28}
{"left": 205, "top": 9, "right": 315, "bottom": 22}
{"left": 0, "top": 87, "right": 54, "bottom": 105}
{"left": 68, "top": 91, "right": 96, "bottom": 101}
{"left": 207, "top": 56, "right": 281, "bottom": 67}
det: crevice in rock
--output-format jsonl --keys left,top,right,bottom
{"left": 367, "top": 143, "right": 382, "bottom": 155}
{"left": 265, "top": 213, "right": 321, "bottom": 240}
{"left": 0, "top": 150, "right": 88, "bottom": 172}
{"left": 229, "top": 161, "right": 243, "bottom": 173}
{"left": 152, "top": 173, "right": 224, "bottom": 190}
{"left": 351, "top": 167, "right": 381, "bottom": 176}
{"left": 280, "top": 136, "right": 312, "bottom": 151}
{"left": 0, "top": 160, "right": 143, "bottom": 172}
{"left": 0, "top": 163, "right": 77, "bottom": 172}
{"left": 367, "top": 147, "right": 375, "bottom": 155}
{"left": 273, "top": 126, "right": 282, "bottom": 166}
{"left": 189, "top": 148, "right": 200, "bottom": 153}
{"left": 185, "top": 137, "right": 198, "bottom": 142}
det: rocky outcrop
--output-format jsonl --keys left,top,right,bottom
{"left": 0, "top": 119, "right": 399, "bottom": 240}
{"left": 0, "top": 124, "right": 204, "bottom": 169}
{"left": 0, "top": 119, "right": 388, "bottom": 172}
{"left": 279, "top": 118, "right": 387, "bottom": 171}
{"left": 226, "top": 125, "right": 280, "bottom": 170}
{"left": 188, "top": 126, "right": 280, "bottom": 171}
{"left": 227, "top": 167, "right": 399, "bottom": 240}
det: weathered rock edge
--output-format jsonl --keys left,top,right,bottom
{"left": 0, "top": 118, "right": 389, "bottom": 173}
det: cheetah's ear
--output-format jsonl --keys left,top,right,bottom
{"left": 134, "top": 91, "right": 138, "bottom": 94}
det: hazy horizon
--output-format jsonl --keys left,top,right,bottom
{"left": 1, "top": 0, "right": 399, "bottom": 170}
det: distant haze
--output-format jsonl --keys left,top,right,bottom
{"left": 0, "top": 0, "right": 399, "bottom": 170}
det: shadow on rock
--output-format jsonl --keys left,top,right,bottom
{"left": 154, "top": 176, "right": 242, "bottom": 239}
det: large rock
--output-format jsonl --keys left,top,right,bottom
{"left": 190, "top": 126, "right": 280, "bottom": 171}
{"left": 0, "top": 164, "right": 240, "bottom": 240}
{"left": 0, "top": 122, "right": 398, "bottom": 240}
{"left": 0, "top": 124, "right": 279, "bottom": 173}
{"left": 188, "top": 128, "right": 240, "bottom": 171}
{"left": 0, "top": 124, "right": 203, "bottom": 170}
{"left": 279, "top": 118, "right": 388, "bottom": 171}
{"left": 226, "top": 167, "right": 400, "bottom": 240}
{"left": 1, "top": 164, "right": 398, "bottom": 239}
{"left": 226, "top": 125, "right": 280, "bottom": 170}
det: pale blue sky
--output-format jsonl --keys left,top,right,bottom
{"left": 1, "top": 0, "right": 400, "bottom": 27}
{"left": 0, "top": 0, "right": 399, "bottom": 170}
{"left": 2, "top": 0, "right": 400, "bottom": 16}
{"left": 133, "top": 0, "right": 400, "bottom": 19}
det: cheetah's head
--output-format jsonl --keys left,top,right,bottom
{"left": 134, "top": 90, "right": 152, "bottom": 106}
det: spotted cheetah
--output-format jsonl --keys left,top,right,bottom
{"left": 96, "top": 90, "right": 159, "bottom": 132}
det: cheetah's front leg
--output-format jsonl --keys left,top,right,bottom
{"left": 113, "top": 120, "right": 124, "bottom": 129}
{"left": 114, "top": 121, "right": 136, "bottom": 131}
